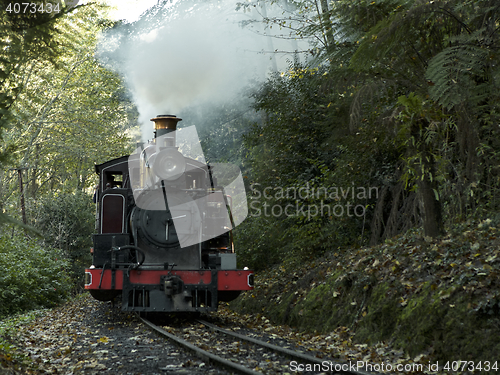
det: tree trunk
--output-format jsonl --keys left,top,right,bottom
{"left": 416, "top": 148, "right": 444, "bottom": 238}
{"left": 417, "top": 173, "right": 443, "bottom": 238}
{"left": 259, "top": 2, "right": 278, "bottom": 71}
{"left": 318, "top": 0, "right": 334, "bottom": 52}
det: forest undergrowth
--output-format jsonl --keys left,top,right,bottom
{"left": 231, "top": 215, "right": 500, "bottom": 363}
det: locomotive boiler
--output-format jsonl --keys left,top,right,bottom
{"left": 84, "top": 115, "right": 253, "bottom": 313}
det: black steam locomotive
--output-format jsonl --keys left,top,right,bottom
{"left": 84, "top": 115, "right": 253, "bottom": 313}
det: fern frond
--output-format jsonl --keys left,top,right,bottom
{"left": 426, "top": 43, "right": 490, "bottom": 110}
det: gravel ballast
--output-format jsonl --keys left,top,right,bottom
{"left": 1, "top": 294, "right": 229, "bottom": 374}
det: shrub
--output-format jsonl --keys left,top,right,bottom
{"left": 30, "top": 191, "right": 94, "bottom": 290}
{"left": 0, "top": 233, "right": 71, "bottom": 317}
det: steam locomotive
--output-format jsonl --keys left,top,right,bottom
{"left": 84, "top": 115, "right": 253, "bottom": 313}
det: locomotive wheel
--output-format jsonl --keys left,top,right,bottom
{"left": 218, "top": 290, "right": 241, "bottom": 302}
{"left": 89, "top": 289, "right": 121, "bottom": 302}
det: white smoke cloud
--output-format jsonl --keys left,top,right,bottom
{"left": 98, "top": 0, "right": 284, "bottom": 140}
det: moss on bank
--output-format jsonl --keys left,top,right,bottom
{"left": 231, "top": 221, "right": 500, "bottom": 361}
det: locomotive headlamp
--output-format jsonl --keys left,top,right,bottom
{"left": 152, "top": 148, "right": 186, "bottom": 181}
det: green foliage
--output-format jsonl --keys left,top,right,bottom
{"left": 0, "top": 233, "right": 70, "bottom": 317}
{"left": 426, "top": 31, "right": 495, "bottom": 110}
{"left": 0, "top": 3, "right": 127, "bottom": 295}
{"left": 234, "top": 216, "right": 285, "bottom": 271}
{"left": 3, "top": 5, "right": 136, "bottom": 195}
{"left": 0, "top": 212, "right": 42, "bottom": 236}
{"left": 0, "top": 3, "right": 136, "bottom": 237}
{"left": 30, "top": 191, "right": 94, "bottom": 289}
{"left": 237, "top": 63, "right": 389, "bottom": 268}
{"left": 180, "top": 94, "right": 260, "bottom": 165}
{"left": 0, "top": 0, "right": 69, "bottom": 229}
{"left": 246, "top": 65, "right": 345, "bottom": 185}
{"left": 237, "top": 66, "right": 338, "bottom": 267}
{"left": 0, "top": 0, "right": 91, "bottom": 164}
{"left": 0, "top": 0, "right": 61, "bottom": 128}
{"left": 341, "top": 0, "right": 500, "bottom": 238}
{"left": 238, "top": 0, "right": 500, "bottom": 258}
{"left": 395, "top": 92, "right": 451, "bottom": 190}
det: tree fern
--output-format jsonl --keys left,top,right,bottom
{"left": 426, "top": 31, "right": 492, "bottom": 110}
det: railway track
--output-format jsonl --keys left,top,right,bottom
{"left": 140, "top": 316, "right": 378, "bottom": 375}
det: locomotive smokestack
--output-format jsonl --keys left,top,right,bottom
{"left": 150, "top": 115, "right": 182, "bottom": 146}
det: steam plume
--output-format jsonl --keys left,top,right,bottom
{"left": 98, "top": 0, "right": 277, "bottom": 140}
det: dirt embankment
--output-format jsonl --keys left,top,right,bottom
{"left": 231, "top": 218, "right": 500, "bottom": 362}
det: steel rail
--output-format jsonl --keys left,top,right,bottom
{"left": 140, "top": 316, "right": 263, "bottom": 375}
{"left": 196, "top": 319, "right": 378, "bottom": 375}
